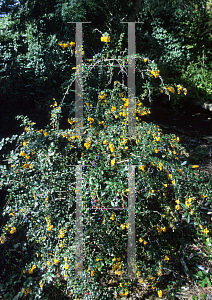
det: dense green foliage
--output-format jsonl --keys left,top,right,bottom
{"left": 0, "top": 1, "right": 212, "bottom": 299}
{"left": 1, "top": 32, "right": 212, "bottom": 299}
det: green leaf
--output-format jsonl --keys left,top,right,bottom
{"left": 180, "top": 203, "right": 188, "bottom": 210}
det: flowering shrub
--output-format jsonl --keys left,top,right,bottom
{"left": 0, "top": 31, "right": 212, "bottom": 299}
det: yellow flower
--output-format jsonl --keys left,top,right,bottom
{"left": 109, "top": 143, "right": 115, "bottom": 152}
{"left": 162, "top": 227, "right": 166, "bottom": 232}
{"left": 20, "top": 151, "right": 25, "bottom": 157}
{"left": 48, "top": 225, "right": 53, "bottom": 231}
{"left": 70, "top": 41, "right": 75, "bottom": 46}
{"left": 111, "top": 106, "right": 116, "bottom": 112}
{"left": 203, "top": 228, "right": 209, "bottom": 235}
{"left": 84, "top": 140, "right": 92, "bottom": 149}
{"left": 185, "top": 201, "right": 190, "bottom": 208}
{"left": 175, "top": 199, "right": 180, "bottom": 205}
{"left": 44, "top": 131, "right": 48, "bottom": 136}
{"left": 168, "top": 86, "right": 175, "bottom": 93}
{"left": 47, "top": 261, "right": 51, "bottom": 266}
{"left": 111, "top": 159, "right": 115, "bottom": 165}
{"left": 110, "top": 213, "right": 115, "bottom": 220}
{"left": 143, "top": 241, "right": 147, "bottom": 245}
{"left": 91, "top": 270, "right": 95, "bottom": 276}
{"left": 139, "top": 164, "right": 145, "bottom": 171}
{"left": 101, "top": 36, "right": 110, "bottom": 42}
{"left": 164, "top": 255, "right": 169, "bottom": 261}
{"left": 201, "top": 194, "right": 207, "bottom": 198}
{"left": 121, "top": 223, "right": 126, "bottom": 230}
{"left": 191, "top": 165, "right": 199, "bottom": 168}
{"left": 171, "top": 179, "right": 175, "bottom": 185}
{"left": 144, "top": 58, "right": 148, "bottom": 62}
{"left": 139, "top": 238, "right": 143, "bottom": 243}
{"left": 58, "top": 230, "right": 65, "bottom": 238}
{"left": 157, "top": 227, "right": 163, "bottom": 234}
{"left": 158, "top": 290, "right": 162, "bottom": 298}
{"left": 39, "top": 281, "right": 43, "bottom": 289}
{"left": 54, "top": 259, "right": 59, "bottom": 264}
{"left": 64, "top": 264, "right": 69, "bottom": 269}
{"left": 96, "top": 258, "right": 100, "bottom": 261}
{"left": 175, "top": 205, "right": 180, "bottom": 210}
{"left": 10, "top": 227, "right": 16, "bottom": 234}
{"left": 103, "top": 140, "right": 107, "bottom": 145}
{"left": 87, "top": 117, "right": 94, "bottom": 123}
{"left": 155, "top": 148, "right": 159, "bottom": 153}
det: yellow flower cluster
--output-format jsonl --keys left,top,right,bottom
{"left": 58, "top": 229, "right": 66, "bottom": 239}
{"left": 54, "top": 259, "right": 59, "bottom": 264}
{"left": 185, "top": 197, "right": 193, "bottom": 208}
{"left": 111, "top": 106, "right": 116, "bottom": 112}
{"left": 101, "top": 36, "right": 110, "bottom": 42}
{"left": 119, "top": 289, "right": 129, "bottom": 296}
{"left": 20, "top": 151, "right": 30, "bottom": 160}
{"left": 156, "top": 226, "right": 166, "bottom": 234}
{"left": 23, "top": 140, "right": 28, "bottom": 147}
{"left": 22, "top": 287, "right": 32, "bottom": 295}
{"left": 39, "top": 280, "right": 44, "bottom": 289}
{"left": 67, "top": 118, "right": 75, "bottom": 125}
{"left": 137, "top": 107, "right": 151, "bottom": 116}
{"left": 84, "top": 140, "right": 92, "bottom": 149}
{"left": 139, "top": 238, "right": 147, "bottom": 245}
{"left": 58, "top": 41, "right": 75, "bottom": 48}
{"left": 87, "top": 117, "right": 94, "bottom": 123}
{"left": 150, "top": 69, "right": 160, "bottom": 78}
{"left": 47, "top": 225, "right": 53, "bottom": 231}
{"left": 203, "top": 228, "right": 209, "bottom": 235}
{"left": 22, "top": 163, "right": 32, "bottom": 169}
{"left": 158, "top": 290, "right": 163, "bottom": 298}
{"left": 139, "top": 164, "right": 146, "bottom": 171}
{"left": 10, "top": 227, "right": 16, "bottom": 234}
{"left": 177, "top": 84, "right": 187, "bottom": 95}
{"left": 109, "top": 143, "right": 115, "bottom": 152}
{"left": 110, "top": 212, "right": 115, "bottom": 220}
{"left": 121, "top": 223, "right": 129, "bottom": 229}
{"left": 167, "top": 86, "right": 175, "bottom": 93}
{"left": 111, "top": 159, "right": 115, "bottom": 165}
{"left": 45, "top": 216, "right": 53, "bottom": 231}
{"left": 98, "top": 92, "right": 107, "bottom": 100}
{"left": 0, "top": 236, "right": 6, "bottom": 244}
{"left": 112, "top": 259, "right": 123, "bottom": 275}
{"left": 29, "top": 264, "right": 36, "bottom": 274}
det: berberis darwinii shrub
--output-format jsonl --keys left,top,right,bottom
{"left": 0, "top": 31, "right": 212, "bottom": 300}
